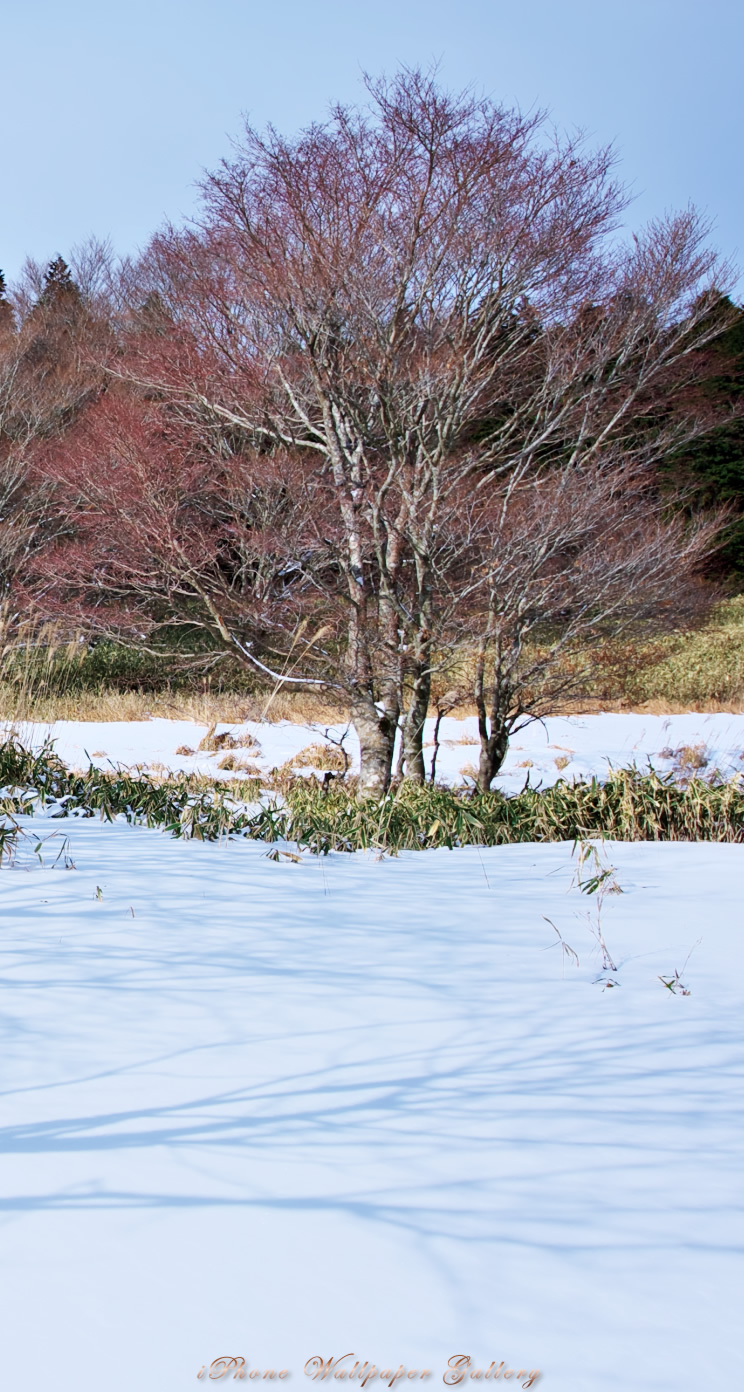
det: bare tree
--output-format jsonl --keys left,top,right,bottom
{"left": 31, "top": 70, "right": 736, "bottom": 792}
{"left": 441, "top": 464, "right": 720, "bottom": 789}
{"left": 119, "top": 70, "right": 733, "bottom": 790}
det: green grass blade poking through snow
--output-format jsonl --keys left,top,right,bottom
{"left": 1, "top": 739, "right": 743, "bottom": 851}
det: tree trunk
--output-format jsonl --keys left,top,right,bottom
{"left": 378, "top": 677, "right": 401, "bottom": 783}
{"left": 473, "top": 642, "right": 511, "bottom": 792}
{"left": 428, "top": 708, "right": 445, "bottom": 784}
{"left": 351, "top": 693, "right": 397, "bottom": 796}
{"left": 392, "top": 721, "right": 406, "bottom": 785}
{"left": 401, "top": 666, "right": 431, "bottom": 784}
{"left": 476, "top": 723, "right": 509, "bottom": 792}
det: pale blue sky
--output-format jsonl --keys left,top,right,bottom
{"left": 2, "top": 0, "right": 741, "bottom": 291}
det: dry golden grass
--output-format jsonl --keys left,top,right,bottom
{"left": 659, "top": 742, "right": 712, "bottom": 778}
{"left": 612, "top": 697, "right": 744, "bottom": 714}
{"left": 3, "top": 597, "right": 744, "bottom": 725}
{"left": 264, "top": 741, "right": 349, "bottom": 791}
{"left": 197, "top": 723, "right": 263, "bottom": 753}
{"left": 0, "top": 610, "right": 349, "bottom": 724}
{"left": 444, "top": 695, "right": 744, "bottom": 717}
{"left": 459, "top": 762, "right": 480, "bottom": 780}
{"left": 216, "top": 754, "right": 263, "bottom": 774}
{"left": 0, "top": 683, "right": 346, "bottom": 726}
{"left": 291, "top": 742, "right": 348, "bottom": 771}
{"left": 5, "top": 679, "right": 742, "bottom": 726}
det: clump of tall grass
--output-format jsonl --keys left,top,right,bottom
{"left": 0, "top": 619, "right": 346, "bottom": 725}
{"left": 0, "top": 737, "right": 266, "bottom": 841}
{"left": 0, "top": 610, "right": 87, "bottom": 723}
{"left": 1, "top": 737, "right": 743, "bottom": 852}
{"left": 291, "top": 742, "right": 349, "bottom": 771}
{"left": 277, "top": 770, "right": 744, "bottom": 851}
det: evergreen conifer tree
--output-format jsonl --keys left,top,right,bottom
{"left": 0, "top": 269, "right": 15, "bottom": 335}
{"left": 666, "top": 297, "right": 744, "bottom": 579}
{"left": 37, "top": 256, "right": 82, "bottom": 315}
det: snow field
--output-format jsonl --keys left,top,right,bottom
{"left": 0, "top": 817, "right": 742, "bottom": 1391}
{"left": 5, "top": 709, "right": 744, "bottom": 789}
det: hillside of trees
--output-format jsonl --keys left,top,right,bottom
{"left": 662, "top": 298, "right": 744, "bottom": 577}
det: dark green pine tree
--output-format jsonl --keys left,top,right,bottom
{"left": 0, "top": 268, "right": 15, "bottom": 334}
{"left": 665, "top": 296, "right": 744, "bottom": 582}
{"left": 37, "top": 255, "right": 82, "bottom": 314}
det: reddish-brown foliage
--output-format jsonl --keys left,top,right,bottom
{"left": 27, "top": 71, "right": 737, "bottom": 790}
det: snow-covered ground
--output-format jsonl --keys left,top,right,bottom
{"left": 1, "top": 814, "right": 742, "bottom": 1391}
{"left": 5, "top": 709, "right": 744, "bottom": 788}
